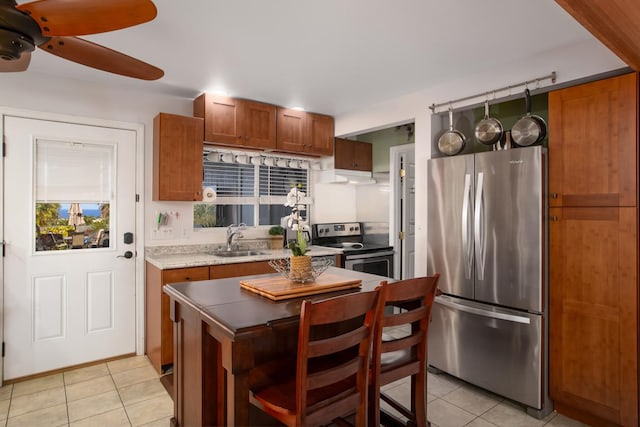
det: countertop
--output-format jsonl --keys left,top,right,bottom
{"left": 145, "top": 244, "right": 343, "bottom": 270}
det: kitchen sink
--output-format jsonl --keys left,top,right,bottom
{"left": 211, "top": 250, "right": 266, "bottom": 258}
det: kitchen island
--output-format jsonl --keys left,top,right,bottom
{"left": 164, "top": 266, "right": 391, "bottom": 426}
{"left": 145, "top": 244, "right": 343, "bottom": 375}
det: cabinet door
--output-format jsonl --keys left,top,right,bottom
{"left": 334, "top": 138, "right": 355, "bottom": 169}
{"left": 334, "top": 138, "right": 372, "bottom": 171}
{"left": 353, "top": 141, "right": 373, "bottom": 171}
{"left": 194, "top": 93, "right": 241, "bottom": 145}
{"left": 549, "top": 207, "right": 638, "bottom": 426}
{"left": 152, "top": 113, "right": 204, "bottom": 201}
{"left": 241, "top": 100, "right": 277, "bottom": 149}
{"left": 160, "top": 267, "right": 209, "bottom": 366}
{"left": 276, "top": 107, "right": 305, "bottom": 152}
{"left": 307, "top": 112, "right": 334, "bottom": 156}
{"left": 549, "top": 73, "right": 637, "bottom": 207}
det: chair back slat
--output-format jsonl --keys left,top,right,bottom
{"left": 380, "top": 330, "right": 422, "bottom": 354}
{"left": 307, "top": 325, "right": 368, "bottom": 358}
{"left": 306, "top": 358, "right": 361, "bottom": 390}
{"left": 383, "top": 305, "right": 427, "bottom": 328}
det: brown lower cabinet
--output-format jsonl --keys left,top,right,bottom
{"left": 549, "top": 208, "right": 638, "bottom": 426}
{"left": 145, "top": 264, "right": 209, "bottom": 374}
{"left": 145, "top": 261, "right": 275, "bottom": 374}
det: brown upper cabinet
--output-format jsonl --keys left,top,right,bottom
{"left": 193, "top": 93, "right": 277, "bottom": 149}
{"left": 334, "top": 138, "right": 372, "bottom": 171}
{"left": 153, "top": 113, "right": 204, "bottom": 201}
{"left": 548, "top": 73, "right": 638, "bottom": 208}
{"left": 276, "top": 108, "right": 334, "bottom": 156}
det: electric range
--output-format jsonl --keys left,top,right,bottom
{"left": 312, "top": 222, "right": 394, "bottom": 277}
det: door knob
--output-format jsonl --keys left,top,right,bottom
{"left": 117, "top": 251, "right": 134, "bottom": 259}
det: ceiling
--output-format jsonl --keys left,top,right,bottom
{"left": 15, "top": 0, "right": 611, "bottom": 116}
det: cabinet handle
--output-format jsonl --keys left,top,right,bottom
{"left": 551, "top": 193, "right": 558, "bottom": 199}
{"left": 551, "top": 216, "right": 558, "bottom": 221}
{"left": 185, "top": 276, "right": 191, "bottom": 281}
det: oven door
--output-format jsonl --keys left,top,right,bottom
{"left": 344, "top": 251, "right": 394, "bottom": 277}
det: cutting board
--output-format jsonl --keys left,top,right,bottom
{"left": 240, "top": 273, "right": 362, "bottom": 301}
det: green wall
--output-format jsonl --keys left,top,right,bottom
{"left": 354, "top": 124, "right": 414, "bottom": 172}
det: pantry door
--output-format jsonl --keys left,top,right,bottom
{"left": 3, "top": 115, "right": 138, "bottom": 381}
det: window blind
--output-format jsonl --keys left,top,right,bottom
{"left": 35, "top": 139, "right": 114, "bottom": 203}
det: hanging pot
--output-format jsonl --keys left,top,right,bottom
{"left": 511, "top": 89, "right": 547, "bottom": 146}
{"left": 474, "top": 100, "right": 503, "bottom": 145}
{"left": 438, "top": 108, "right": 466, "bottom": 156}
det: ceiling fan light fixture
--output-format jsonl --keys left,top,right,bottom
{"left": 0, "top": 28, "right": 34, "bottom": 60}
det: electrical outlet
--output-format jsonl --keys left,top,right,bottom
{"left": 152, "top": 227, "right": 174, "bottom": 240}
{"left": 162, "top": 227, "right": 174, "bottom": 239}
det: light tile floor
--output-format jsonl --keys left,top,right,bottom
{"left": 0, "top": 355, "right": 172, "bottom": 427}
{"left": 0, "top": 355, "right": 591, "bottom": 427}
{"left": 383, "top": 372, "right": 592, "bottom": 427}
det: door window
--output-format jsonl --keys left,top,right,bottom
{"left": 34, "top": 139, "right": 113, "bottom": 251}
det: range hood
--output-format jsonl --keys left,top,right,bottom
{"left": 317, "top": 168, "right": 377, "bottom": 184}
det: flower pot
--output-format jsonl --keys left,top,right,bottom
{"left": 270, "top": 235, "right": 284, "bottom": 250}
{"left": 290, "top": 255, "right": 312, "bottom": 282}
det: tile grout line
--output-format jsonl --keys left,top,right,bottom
{"left": 111, "top": 368, "right": 134, "bottom": 427}
{"left": 62, "top": 371, "right": 70, "bottom": 427}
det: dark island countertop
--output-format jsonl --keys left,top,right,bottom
{"left": 163, "top": 266, "right": 393, "bottom": 338}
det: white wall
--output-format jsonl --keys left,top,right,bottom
{"left": 333, "top": 38, "right": 626, "bottom": 276}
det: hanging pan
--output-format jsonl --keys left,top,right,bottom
{"left": 438, "top": 108, "right": 466, "bottom": 155}
{"left": 511, "top": 88, "right": 547, "bottom": 146}
{"left": 474, "top": 99, "right": 503, "bottom": 146}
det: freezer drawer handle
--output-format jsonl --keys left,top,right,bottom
{"left": 461, "top": 173, "right": 473, "bottom": 279}
{"left": 436, "top": 296, "right": 531, "bottom": 324}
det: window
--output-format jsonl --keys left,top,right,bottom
{"left": 194, "top": 152, "right": 310, "bottom": 228}
{"left": 34, "top": 139, "right": 113, "bottom": 251}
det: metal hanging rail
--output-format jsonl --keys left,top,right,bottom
{"left": 428, "top": 71, "right": 557, "bottom": 113}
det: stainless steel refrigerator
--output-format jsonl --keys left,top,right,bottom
{"left": 427, "top": 145, "right": 552, "bottom": 418}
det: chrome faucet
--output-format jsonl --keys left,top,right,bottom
{"left": 226, "top": 223, "right": 246, "bottom": 251}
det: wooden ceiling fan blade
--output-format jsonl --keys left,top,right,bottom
{"left": 17, "top": 0, "right": 158, "bottom": 36}
{"left": 39, "top": 36, "right": 164, "bottom": 80}
{"left": 0, "top": 52, "right": 31, "bottom": 72}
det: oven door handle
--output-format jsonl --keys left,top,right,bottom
{"left": 344, "top": 250, "right": 394, "bottom": 260}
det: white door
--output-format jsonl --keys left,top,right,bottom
{"left": 3, "top": 115, "right": 137, "bottom": 381}
{"left": 390, "top": 144, "right": 415, "bottom": 279}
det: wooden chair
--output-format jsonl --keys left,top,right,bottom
{"left": 370, "top": 275, "right": 440, "bottom": 427}
{"left": 249, "top": 289, "right": 382, "bottom": 427}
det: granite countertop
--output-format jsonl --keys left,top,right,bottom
{"left": 145, "top": 243, "right": 343, "bottom": 270}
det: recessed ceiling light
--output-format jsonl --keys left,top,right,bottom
{"left": 291, "top": 106, "right": 305, "bottom": 111}
{"left": 205, "top": 87, "right": 229, "bottom": 96}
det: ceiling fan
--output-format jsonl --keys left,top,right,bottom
{"left": 0, "top": 0, "right": 163, "bottom": 80}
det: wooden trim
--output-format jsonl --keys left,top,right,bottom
{"left": 2, "top": 353, "right": 136, "bottom": 385}
{"left": 555, "top": 0, "right": 640, "bottom": 70}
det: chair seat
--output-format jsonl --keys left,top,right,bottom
{"left": 252, "top": 375, "right": 358, "bottom": 415}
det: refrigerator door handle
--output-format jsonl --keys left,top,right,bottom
{"left": 461, "top": 173, "right": 473, "bottom": 279}
{"left": 436, "top": 296, "right": 531, "bottom": 324}
{"left": 474, "top": 172, "right": 486, "bottom": 280}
